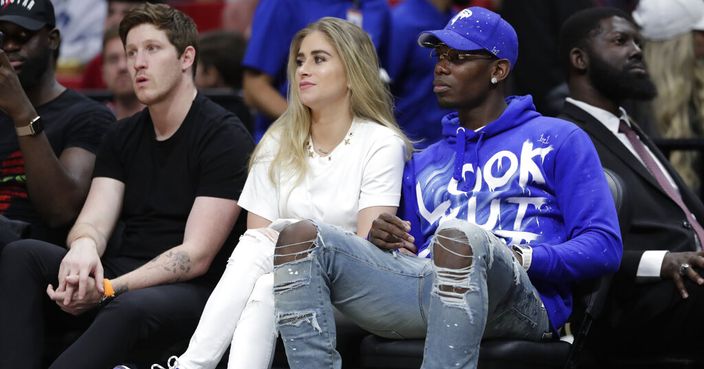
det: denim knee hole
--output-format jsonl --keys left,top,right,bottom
{"left": 276, "top": 310, "right": 322, "bottom": 334}
{"left": 273, "top": 255, "right": 314, "bottom": 294}
{"left": 431, "top": 230, "right": 475, "bottom": 315}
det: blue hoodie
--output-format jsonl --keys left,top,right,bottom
{"left": 399, "top": 95, "right": 622, "bottom": 331}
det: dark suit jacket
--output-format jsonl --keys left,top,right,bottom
{"left": 560, "top": 101, "right": 703, "bottom": 307}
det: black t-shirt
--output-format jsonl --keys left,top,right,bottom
{"left": 93, "top": 93, "right": 253, "bottom": 283}
{"left": 202, "top": 88, "right": 254, "bottom": 135}
{"left": 0, "top": 89, "right": 114, "bottom": 243}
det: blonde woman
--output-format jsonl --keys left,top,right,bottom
{"left": 153, "top": 17, "right": 412, "bottom": 369}
{"left": 635, "top": 0, "right": 704, "bottom": 193}
{"left": 644, "top": 33, "right": 702, "bottom": 192}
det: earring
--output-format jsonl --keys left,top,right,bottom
{"left": 490, "top": 76, "right": 498, "bottom": 85}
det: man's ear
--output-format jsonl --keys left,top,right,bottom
{"left": 570, "top": 47, "right": 588, "bottom": 72}
{"left": 491, "top": 59, "right": 510, "bottom": 83}
{"left": 180, "top": 45, "right": 196, "bottom": 72}
{"left": 47, "top": 28, "right": 60, "bottom": 51}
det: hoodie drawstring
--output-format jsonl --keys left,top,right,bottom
{"left": 452, "top": 128, "right": 486, "bottom": 192}
{"left": 475, "top": 131, "right": 485, "bottom": 176}
{"left": 453, "top": 127, "right": 466, "bottom": 182}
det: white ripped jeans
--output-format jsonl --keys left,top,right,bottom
{"left": 176, "top": 219, "right": 296, "bottom": 369}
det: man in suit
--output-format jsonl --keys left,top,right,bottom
{"left": 559, "top": 7, "right": 704, "bottom": 358}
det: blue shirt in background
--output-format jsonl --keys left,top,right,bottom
{"left": 386, "top": 0, "right": 453, "bottom": 149}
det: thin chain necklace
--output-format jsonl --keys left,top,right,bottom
{"left": 315, "top": 145, "right": 331, "bottom": 155}
{"left": 307, "top": 129, "right": 354, "bottom": 160}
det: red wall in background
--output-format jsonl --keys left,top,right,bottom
{"left": 170, "top": 1, "right": 226, "bottom": 32}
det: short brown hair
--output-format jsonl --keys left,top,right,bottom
{"left": 119, "top": 2, "right": 198, "bottom": 74}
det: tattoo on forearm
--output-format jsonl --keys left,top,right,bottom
{"left": 145, "top": 250, "right": 192, "bottom": 282}
{"left": 162, "top": 250, "right": 192, "bottom": 274}
{"left": 115, "top": 284, "right": 128, "bottom": 295}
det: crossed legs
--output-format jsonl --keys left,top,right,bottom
{"left": 176, "top": 226, "right": 281, "bottom": 369}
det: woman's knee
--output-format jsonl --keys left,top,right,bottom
{"left": 228, "top": 227, "right": 278, "bottom": 265}
{"left": 274, "top": 220, "right": 318, "bottom": 266}
{"left": 243, "top": 227, "right": 279, "bottom": 244}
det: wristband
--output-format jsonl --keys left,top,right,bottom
{"left": 100, "top": 278, "right": 115, "bottom": 304}
{"left": 511, "top": 244, "right": 533, "bottom": 271}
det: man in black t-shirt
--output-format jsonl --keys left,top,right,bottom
{"left": 0, "top": 0, "right": 114, "bottom": 248}
{"left": 0, "top": 4, "right": 254, "bottom": 368}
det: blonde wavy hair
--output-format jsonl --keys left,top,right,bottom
{"left": 249, "top": 17, "right": 413, "bottom": 185}
{"left": 644, "top": 32, "right": 700, "bottom": 191}
{"left": 694, "top": 57, "right": 704, "bottom": 138}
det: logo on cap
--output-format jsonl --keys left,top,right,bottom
{"left": 417, "top": 6, "right": 518, "bottom": 70}
{"left": 451, "top": 9, "right": 473, "bottom": 26}
{"left": 0, "top": 0, "right": 36, "bottom": 11}
{"left": 0, "top": 0, "right": 55, "bottom": 31}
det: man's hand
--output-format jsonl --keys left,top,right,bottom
{"left": 47, "top": 275, "right": 102, "bottom": 316}
{"left": 661, "top": 251, "right": 704, "bottom": 299}
{"left": 0, "top": 49, "right": 34, "bottom": 121}
{"left": 57, "top": 238, "right": 104, "bottom": 305}
{"left": 367, "top": 213, "right": 417, "bottom": 255}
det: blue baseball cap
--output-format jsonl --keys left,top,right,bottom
{"left": 418, "top": 7, "right": 518, "bottom": 70}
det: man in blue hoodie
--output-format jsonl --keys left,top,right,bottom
{"left": 271, "top": 7, "right": 622, "bottom": 369}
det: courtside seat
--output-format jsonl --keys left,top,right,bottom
{"left": 359, "top": 275, "right": 611, "bottom": 369}
{"left": 360, "top": 336, "right": 573, "bottom": 369}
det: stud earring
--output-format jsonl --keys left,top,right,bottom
{"left": 490, "top": 76, "right": 498, "bottom": 85}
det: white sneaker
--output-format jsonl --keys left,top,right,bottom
{"left": 151, "top": 356, "right": 180, "bottom": 369}
{"left": 114, "top": 366, "right": 132, "bottom": 369}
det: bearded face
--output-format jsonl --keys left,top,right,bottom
{"left": 586, "top": 46, "right": 657, "bottom": 103}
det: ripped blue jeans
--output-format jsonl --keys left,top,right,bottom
{"left": 273, "top": 219, "right": 550, "bottom": 369}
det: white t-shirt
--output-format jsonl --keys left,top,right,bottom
{"left": 238, "top": 117, "right": 406, "bottom": 233}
